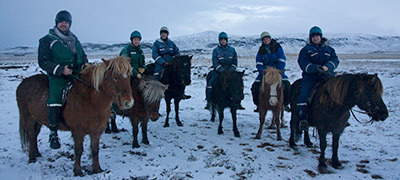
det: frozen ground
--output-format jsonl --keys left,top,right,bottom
{"left": 0, "top": 53, "right": 399, "bottom": 179}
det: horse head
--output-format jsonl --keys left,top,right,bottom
{"left": 89, "top": 57, "right": 134, "bottom": 110}
{"left": 170, "top": 55, "right": 192, "bottom": 86}
{"left": 222, "top": 70, "right": 244, "bottom": 106}
{"left": 262, "top": 67, "right": 282, "bottom": 106}
{"left": 139, "top": 78, "right": 168, "bottom": 121}
{"left": 355, "top": 74, "right": 388, "bottom": 121}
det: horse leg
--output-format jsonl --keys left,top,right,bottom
{"left": 331, "top": 133, "right": 343, "bottom": 169}
{"left": 90, "top": 131, "right": 104, "bottom": 174}
{"left": 318, "top": 130, "right": 329, "bottom": 173}
{"left": 164, "top": 98, "right": 171, "bottom": 127}
{"left": 231, "top": 109, "right": 240, "bottom": 137}
{"left": 255, "top": 108, "right": 267, "bottom": 139}
{"left": 174, "top": 99, "right": 183, "bottom": 126}
{"left": 72, "top": 132, "right": 85, "bottom": 176}
{"left": 131, "top": 117, "right": 140, "bottom": 148}
{"left": 110, "top": 114, "right": 119, "bottom": 133}
{"left": 289, "top": 117, "right": 297, "bottom": 148}
{"left": 273, "top": 110, "right": 282, "bottom": 140}
{"left": 141, "top": 120, "right": 149, "bottom": 145}
{"left": 27, "top": 122, "right": 42, "bottom": 162}
{"left": 210, "top": 104, "right": 216, "bottom": 122}
{"left": 304, "top": 130, "right": 313, "bottom": 148}
{"left": 217, "top": 107, "right": 224, "bottom": 135}
{"left": 280, "top": 109, "right": 287, "bottom": 128}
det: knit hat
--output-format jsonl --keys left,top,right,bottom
{"left": 55, "top": 10, "right": 72, "bottom": 25}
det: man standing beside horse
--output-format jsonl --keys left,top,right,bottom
{"left": 38, "top": 10, "right": 88, "bottom": 149}
{"left": 295, "top": 26, "right": 340, "bottom": 135}
{"left": 152, "top": 26, "right": 191, "bottom": 99}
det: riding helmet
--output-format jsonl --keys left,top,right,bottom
{"left": 160, "top": 26, "right": 169, "bottom": 35}
{"left": 55, "top": 10, "right": 72, "bottom": 25}
{"left": 260, "top": 31, "right": 271, "bottom": 39}
{"left": 130, "top": 30, "right": 142, "bottom": 40}
{"left": 218, "top": 32, "right": 228, "bottom": 41}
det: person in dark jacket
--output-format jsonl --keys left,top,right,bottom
{"left": 296, "top": 26, "right": 340, "bottom": 134}
{"left": 120, "top": 30, "right": 145, "bottom": 79}
{"left": 251, "top": 31, "right": 290, "bottom": 112}
{"left": 152, "top": 26, "right": 191, "bottom": 99}
{"left": 38, "top": 10, "right": 88, "bottom": 149}
{"left": 204, "top": 32, "right": 244, "bottom": 110}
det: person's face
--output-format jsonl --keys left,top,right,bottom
{"left": 262, "top": 37, "right": 271, "bottom": 45}
{"left": 311, "top": 34, "right": 321, "bottom": 45}
{"left": 160, "top": 32, "right": 168, "bottom": 40}
{"left": 56, "top": 21, "right": 70, "bottom": 34}
{"left": 219, "top": 38, "right": 227, "bottom": 46}
{"left": 131, "top": 37, "right": 141, "bottom": 46}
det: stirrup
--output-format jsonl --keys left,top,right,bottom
{"left": 49, "top": 134, "right": 61, "bottom": 149}
{"left": 299, "top": 120, "right": 309, "bottom": 131}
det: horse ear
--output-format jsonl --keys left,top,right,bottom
{"left": 162, "top": 84, "right": 169, "bottom": 91}
{"left": 189, "top": 55, "right": 193, "bottom": 59}
{"left": 101, "top": 58, "right": 110, "bottom": 66}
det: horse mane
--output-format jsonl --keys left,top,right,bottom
{"left": 261, "top": 67, "right": 282, "bottom": 92}
{"left": 81, "top": 56, "right": 131, "bottom": 91}
{"left": 318, "top": 73, "right": 383, "bottom": 106}
{"left": 138, "top": 79, "right": 167, "bottom": 104}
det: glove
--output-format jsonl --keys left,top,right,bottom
{"left": 138, "top": 67, "right": 145, "bottom": 74}
{"left": 162, "top": 62, "right": 170, "bottom": 67}
{"left": 136, "top": 74, "right": 142, "bottom": 79}
{"left": 316, "top": 65, "right": 330, "bottom": 76}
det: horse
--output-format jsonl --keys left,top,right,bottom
{"left": 210, "top": 69, "right": 245, "bottom": 137}
{"left": 255, "top": 67, "right": 284, "bottom": 140}
{"left": 288, "top": 73, "right": 388, "bottom": 173}
{"left": 107, "top": 78, "right": 168, "bottom": 148}
{"left": 17, "top": 57, "right": 134, "bottom": 176}
{"left": 159, "top": 55, "right": 192, "bottom": 127}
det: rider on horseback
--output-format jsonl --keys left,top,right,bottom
{"left": 205, "top": 32, "right": 244, "bottom": 110}
{"left": 120, "top": 30, "right": 146, "bottom": 79}
{"left": 38, "top": 10, "right": 88, "bottom": 149}
{"left": 251, "top": 31, "right": 290, "bottom": 112}
{"left": 296, "top": 26, "right": 340, "bottom": 134}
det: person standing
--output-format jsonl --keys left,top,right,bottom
{"left": 205, "top": 32, "right": 244, "bottom": 110}
{"left": 120, "top": 30, "right": 145, "bottom": 79}
{"left": 251, "top": 31, "right": 290, "bottom": 112}
{"left": 38, "top": 10, "right": 88, "bottom": 149}
{"left": 152, "top": 26, "right": 191, "bottom": 99}
{"left": 296, "top": 26, "right": 340, "bottom": 134}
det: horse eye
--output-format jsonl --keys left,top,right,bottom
{"left": 113, "top": 76, "right": 119, "bottom": 81}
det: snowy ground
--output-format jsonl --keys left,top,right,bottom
{"left": 0, "top": 53, "right": 399, "bottom": 180}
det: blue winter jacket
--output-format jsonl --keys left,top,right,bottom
{"left": 212, "top": 44, "right": 237, "bottom": 73}
{"left": 152, "top": 38, "right": 180, "bottom": 66}
{"left": 255, "top": 42, "right": 287, "bottom": 82}
{"left": 298, "top": 39, "right": 339, "bottom": 80}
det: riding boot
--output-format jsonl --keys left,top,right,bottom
{"left": 204, "top": 87, "right": 212, "bottom": 110}
{"left": 298, "top": 106, "right": 309, "bottom": 131}
{"left": 282, "top": 80, "right": 291, "bottom": 112}
{"left": 47, "top": 106, "right": 61, "bottom": 149}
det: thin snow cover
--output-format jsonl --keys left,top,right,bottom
{"left": 0, "top": 52, "right": 399, "bottom": 179}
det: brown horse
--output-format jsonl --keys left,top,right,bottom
{"left": 289, "top": 73, "right": 388, "bottom": 173}
{"left": 17, "top": 57, "right": 133, "bottom": 176}
{"left": 255, "top": 67, "right": 284, "bottom": 140}
{"left": 109, "top": 78, "right": 167, "bottom": 148}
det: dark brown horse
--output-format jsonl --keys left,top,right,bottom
{"left": 17, "top": 57, "right": 133, "bottom": 176}
{"left": 210, "top": 70, "right": 244, "bottom": 137}
{"left": 289, "top": 73, "right": 388, "bottom": 173}
{"left": 108, "top": 78, "right": 167, "bottom": 148}
{"left": 255, "top": 67, "right": 284, "bottom": 140}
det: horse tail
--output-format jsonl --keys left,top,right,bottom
{"left": 19, "top": 111, "right": 29, "bottom": 153}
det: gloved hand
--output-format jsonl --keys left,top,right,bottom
{"left": 162, "top": 62, "right": 170, "bottom": 67}
{"left": 138, "top": 67, "right": 145, "bottom": 74}
{"left": 136, "top": 74, "right": 142, "bottom": 79}
{"left": 316, "top": 65, "right": 330, "bottom": 76}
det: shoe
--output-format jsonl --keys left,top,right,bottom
{"left": 49, "top": 133, "right": 61, "bottom": 149}
{"left": 204, "top": 103, "right": 211, "bottom": 110}
{"left": 299, "top": 120, "right": 309, "bottom": 131}
{"left": 254, "top": 106, "right": 259, "bottom": 112}
{"left": 238, "top": 104, "right": 245, "bottom": 110}
{"left": 182, "top": 94, "right": 191, "bottom": 100}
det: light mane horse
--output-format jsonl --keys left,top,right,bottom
{"left": 256, "top": 67, "right": 284, "bottom": 140}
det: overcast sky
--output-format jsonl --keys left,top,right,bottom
{"left": 1, "top": 0, "right": 400, "bottom": 49}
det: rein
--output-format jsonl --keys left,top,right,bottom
{"left": 328, "top": 96, "right": 374, "bottom": 125}
{"left": 68, "top": 74, "right": 108, "bottom": 97}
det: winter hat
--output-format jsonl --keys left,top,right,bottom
{"left": 160, "top": 26, "right": 169, "bottom": 35}
{"left": 309, "top": 26, "right": 323, "bottom": 37}
{"left": 260, "top": 31, "right": 271, "bottom": 39}
{"left": 218, "top": 32, "right": 228, "bottom": 41}
{"left": 130, "top": 30, "right": 142, "bottom": 40}
{"left": 55, "top": 10, "right": 72, "bottom": 25}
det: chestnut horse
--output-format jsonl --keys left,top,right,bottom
{"left": 108, "top": 78, "right": 167, "bottom": 148}
{"left": 289, "top": 73, "right": 388, "bottom": 173}
{"left": 17, "top": 57, "right": 133, "bottom": 176}
{"left": 255, "top": 67, "right": 284, "bottom": 140}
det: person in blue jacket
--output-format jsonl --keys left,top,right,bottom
{"left": 296, "top": 26, "right": 340, "bottom": 135}
{"left": 152, "top": 26, "right": 191, "bottom": 99}
{"left": 251, "top": 31, "right": 290, "bottom": 112}
{"left": 204, "top": 32, "right": 244, "bottom": 110}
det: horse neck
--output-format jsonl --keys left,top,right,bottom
{"left": 77, "top": 72, "right": 113, "bottom": 109}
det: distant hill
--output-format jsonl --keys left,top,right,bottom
{"left": 1, "top": 31, "right": 399, "bottom": 58}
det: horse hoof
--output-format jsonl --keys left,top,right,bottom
{"left": 267, "top": 125, "right": 276, "bottom": 129}
{"left": 132, "top": 144, "right": 140, "bottom": 149}
{"left": 306, "top": 142, "right": 314, "bottom": 148}
{"left": 318, "top": 165, "right": 332, "bottom": 174}
{"left": 277, "top": 136, "right": 282, "bottom": 141}
{"left": 74, "top": 169, "right": 84, "bottom": 177}
{"left": 164, "top": 123, "right": 169, "bottom": 127}
{"left": 218, "top": 131, "right": 223, "bottom": 135}
{"left": 111, "top": 128, "right": 119, "bottom": 133}
{"left": 234, "top": 134, "right": 240, "bottom": 138}
{"left": 93, "top": 167, "right": 104, "bottom": 174}
{"left": 28, "top": 158, "right": 37, "bottom": 163}
{"left": 142, "top": 140, "right": 149, "bottom": 145}
{"left": 280, "top": 124, "right": 288, "bottom": 128}
{"left": 177, "top": 122, "right": 183, "bottom": 127}
{"left": 255, "top": 135, "right": 261, "bottom": 139}
{"left": 105, "top": 128, "right": 111, "bottom": 134}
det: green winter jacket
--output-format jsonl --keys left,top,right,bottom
{"left": 120, "top": 43, "right": 145, "bottom": 77}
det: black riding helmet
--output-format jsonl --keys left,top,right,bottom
{"left": 55, "top": 10, "right": 72, "bottom": 25}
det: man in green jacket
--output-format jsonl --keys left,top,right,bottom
{"left": 38, "top": 10, "right": 88, "bottom": 149}
{"left": 120, "top": 30, "right": 146, "bottom": 79}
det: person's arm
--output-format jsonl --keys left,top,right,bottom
{"left": 298, "top": 47, "right": 318, "bottom": 74}
{"left": 324, "top": 47, "right": 339, "bottom": 72}
{"left": 255, "top": 52, "right": 264, "bottom": 74}
{"left": 38, "top": 37, "right": 64, "bottom": 76}
{"left": 276, "top": 47, "right": 286, "bottom": 71}
{"left": 152, "top": 41, "right": 165, "bottom": 65}
{"left": 212, "top": 48, "right": 224, "bottom": 73}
